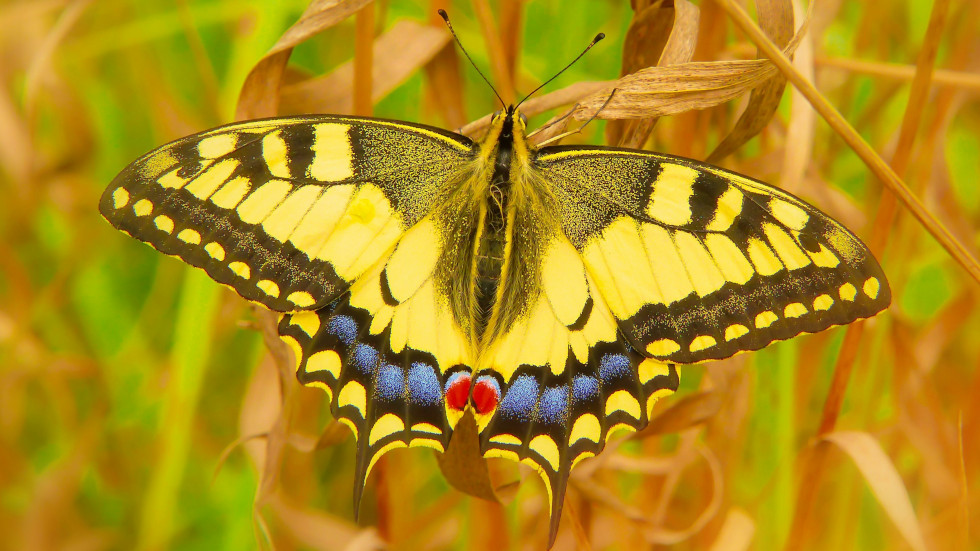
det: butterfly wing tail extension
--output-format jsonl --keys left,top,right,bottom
{"left": 278, "top": 294, "right": 458, "bottom": 517}
{"left": 477, "top": 338, "right": 680, "bottom": 546}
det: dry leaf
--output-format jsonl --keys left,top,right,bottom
{"left": 636, "top": 391, "right": 723, "bottom": 437}
{"left": 236, "top": 0, "right": 373, "bottom": 120}
{"left": 472, "top": 0, "right": 515, "bottom": 103}
{"left": 821, "top": 431, "right": 928, "bottom": 551}
{"left": 435, "top": 411, "right": 500, "bottom": 502}
{"left": 706, "top": 0, "right": 793, "bottom": 162}
{"left": 279, "top": 19, "right": 451, "bottom": 115}
{"left": 267, "top": 492, "right": 362, "bottom": 551}
{"left": 612, "top": 0, "right": 701, "bottom": 148}
{"left": 644, "top": 445, "right": 723, "bottom": 545}
{"left": 546, "top": 7, "right": 808, "bottom": 134}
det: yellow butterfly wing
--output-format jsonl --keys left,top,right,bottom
{"left": 536, "top": 146, "right": 890, "bottom": 364}
{"left": 100, "top": 116, "right": 474, "bottom": 312}
{"left": 471, "top": 140, "right": 889, "bottom": 542}
{"left": 101, "top": 115, "right": 480, "bottom": 509}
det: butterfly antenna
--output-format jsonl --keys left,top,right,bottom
{"left": 438, "top": 9, "right": 506, "bottom": 108}
{"left": 536, "top": 89, "right": 617, "bottom": 147}
{"left": 517, "top": 32, "right": 604, "bottom": 108}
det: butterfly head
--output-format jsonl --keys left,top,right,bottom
{"left": 485, "top": 106, "right": 532, "bottom": 161}
{"left": 490, "top": 106, "right": 528, "bottom": 136}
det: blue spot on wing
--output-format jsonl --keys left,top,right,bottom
{"left": 499, "top": 375, "right": 538, "bottom": 420}
{"left": 352, "top": 344, "right": 379, "bottom": 374}
{"left": 538, "top": 387, "right": 568, "bottom": 424}
{"left": 407, "top": 362, "right": 442, "bottom": 406}
{"left": 599, "top": 353, "right": 631, "bottom": 383}
{"left": 375, "top": 363, "right": 404, "bottom": 401}
{"left": 572, "top": 375, "right": 598, "bottom": 403}
{"left": 327, "top": 315, "right": 358, "bottom": 345}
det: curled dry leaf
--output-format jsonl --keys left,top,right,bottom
{"left": 236, "top": 0, "right": 373, "bottom": 120}
{"left": 574, "top": 34, "right": 803, "bottom": 122}
{"left": 821, "top": 431, "right": 928, "bottom": 551}
{"left": 569, "top": 444, "right": 722, "bottom": 544}
{"left": 612, "top": 0, "right": 700, "bottom": 148}
{"left": 643, "top": 445, "right": 723, "bottom": 545}
{"left": 706, "top": 0, "right": 794, "bottom": 162}
{"left": 280, "top": 19, "right": 450, "bottom": 115}
{"left": 491, "top": 6, "right": 805, "bottom": 146}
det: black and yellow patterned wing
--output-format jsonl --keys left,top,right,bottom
{"left": 99, "top": 116, "right": 479, "bottom": 507}
{"left": 535, "top": 145, "right": 890, "bottom": 365}
{"left": 99, "top": 116, "right": 474, "bottom": 312}
{"left": 277, "top": 213, "right": 475, "bottom": 509}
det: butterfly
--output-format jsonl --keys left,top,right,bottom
{"left": 98, "top": 25, "right": 890, "bottom": 548}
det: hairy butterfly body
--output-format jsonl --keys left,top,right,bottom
{"left": 101, "top": 103, "right": 889, "bottom": 544}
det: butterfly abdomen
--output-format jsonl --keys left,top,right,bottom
{"left": 472, "top": 114, "right": 516, "bottom": 338}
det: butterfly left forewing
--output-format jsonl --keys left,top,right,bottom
{"left": 533, "top": 146, "right": 891, "bottom": 365}
{"left": 100, "top": 116, "right": 475, "bottom": 312}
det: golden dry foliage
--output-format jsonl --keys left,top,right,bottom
{"left": 1, "top": 0, "right": 979, "bottom": 550}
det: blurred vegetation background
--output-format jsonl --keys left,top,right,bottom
{"left": 1, "top": 0, "right": 979, "bottom": 549}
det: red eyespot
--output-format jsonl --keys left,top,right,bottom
{"left": 472, "top": 378, "right": 500, "bottom": 414}
{"left": 445, "top": 374, "right": 471, "bottom": 411}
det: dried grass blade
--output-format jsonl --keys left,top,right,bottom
{"left": 821, "top": 432, "right": 928, "bottom": 551}
{"left": 353, "top": 3, "right": 374, "bottom": 116}
{"left": 23, "top": 0, "right": 92, "bottom": 120}
{"left": 785, "top": 2, "right": 953, "bottom": 547}
{"left": 424, "top": 3, "right": 468, "bottom": 131}
{"left": 236, "top": 0, "right": 373, "bottom": 120}
{"left": 779, "top": 0, "right": 815, "bottom": 194}
{"left": 816, "top": 56, "right": 980, "bottom": 92}
{"left": 280, "top": 20, "right": 451, "bottom": 114}
{"left": 706, "top": 0, "right": 793, "bottom": 162}
{"left": 715, "top": 0, "right": 980, "bottom": 285}
{"left": 708, "top": 508, "right": 755, "bottom": 551}
{"left": 472, "top": 0, "right": 515, "bottom": 102}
